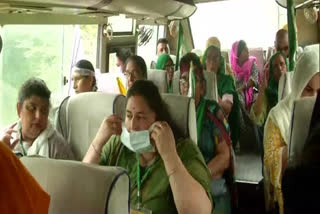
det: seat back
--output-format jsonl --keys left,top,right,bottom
{"left": 162, "top": 94, "right": 197, "bottom": 144}
{"left": 203, "top": 71, "right": 219, "bottom": 101}
{"left": 221, "top": 50, "right": 230, "bottom": 64}
{"left": 288, "top": 96, "right": 316, "bottom": 166}
{"left": 21, "top": 157, "right": 130, "bottom": 214}
{"left": 147, "top": 69, "right": 168, "bottom": 93}
{"left": 249, "top": 48, "right": 265, "bottom": 73}
{"left": 278, "top": 72, "right": 294, "bottom": 101}
{"left": 65, "top": 92, "right": 126, "bottom": 160}
{"left": 172, "top": 70, "right": 181, "bottom": 95}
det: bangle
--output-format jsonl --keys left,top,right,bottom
{"left": 91, "top": 143, "right": 101, "bottom": 156}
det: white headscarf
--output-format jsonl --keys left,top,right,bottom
{"left": 265, "top": 44, "right": 320, "bottom": 144}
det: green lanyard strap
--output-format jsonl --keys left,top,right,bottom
{"left": 196, "top": 98, "right": 207, "bottom": 143}
{"left": 135, "top": 153, "right": 156, "bottom": 209}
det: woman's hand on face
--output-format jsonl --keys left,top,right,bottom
{"left": 0, "top": 123, "right": 19, "bottom": 150}
{"left": 93, "top": 115, "right": 122, "bottom": 149}
{"left": 151, "top": 121, "right": 177, "bottom": 162}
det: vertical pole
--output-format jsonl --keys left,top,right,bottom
{"left": 287, "top": 0, "right": 297, "bottom": 71}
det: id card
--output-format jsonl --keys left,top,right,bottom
{"left": 130, "top": 205, "right": 152, "bottom": 214}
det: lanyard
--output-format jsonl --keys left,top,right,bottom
{"left": 19, "top": 129, "right": 27, "bottom": 156}
{"left": 135, "top": 153, "right": 155, "bottom": 209}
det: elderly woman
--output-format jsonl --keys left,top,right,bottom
{"left": 264, "top": 44, "right": 320, "bottom": 214}
{"left": 72, "top": 59, "right": 98, "bottom": 94}
{"left": 188, "top": 62, "right": 234, "bottom": 214}
{"left": 230, "top": 40, "right": 259, "bottom": 111}
{"left": 251, "top": 52, "right": 288, "bottom": 127}
{"left": 83, "top": 80, "right": 213, "bottom": 214}
{"left": 202, "top": 46, "right": 240, "bottom": 149}
{"left": 0, "top": 78, "right": 74, "bottom": 159}
{"left": 156, "top": 54, "right": 175, "bottom": 93}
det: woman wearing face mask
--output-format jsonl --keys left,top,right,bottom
{"left": 230, "top": 40, "right": 259, "bottom": 111}
{"left": 251, "top": 52, "right": 288, "bottom": 127}
{"left": 263, "top": 44, "right": 320, "bottom": 214}
{"left": 203, "top": 45, "right": 240, "bottom": 149}
{"left": 156, "top": 54, "right": 175, "bottom": 93}
{"left": 83, "top": 80, "right": 213, "bottom": 214}
{"left": 72, "top": 59, "right": 98, "bottom": 94}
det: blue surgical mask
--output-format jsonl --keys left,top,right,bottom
{"left": 120, "top": 123, "right": 156, "bottom": 153}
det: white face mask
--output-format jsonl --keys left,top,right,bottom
{"left": 120, "top": 123, "right": 156, "bottom": 153}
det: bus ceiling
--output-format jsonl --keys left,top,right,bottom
{"left": 0, "top": 0, "right": 197, "bottom": 25}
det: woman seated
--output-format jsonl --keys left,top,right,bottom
{"left": 181, "top": 60, "right": 234, "bottom": 214}
{"left": 230, "top": 40, "right": 259, "bottom": 111}
{"left": 0, "top": 78, "right": 74, "bottom": 159}
{"left": 72, "top": 59, "right": 98, "bottom": 94}
{"left": 250, "top": 52, "right": 288, "bottom": 127}
{"left": 83, "top": 80, "right": 213, "bottom": 214}
{"left": 205, "top": 37, "right": 233, "bottom": 77}
{"left": 0, "top": 141, "right": 50, "bottom": 214}
{"left": 156, "top": 53, "right": 175, "bottom": 93}
{"left": 179, "top": 52, "right": 202, "bottom": 96}
{"left": 202, "top": 46, "right": 241, "bottom": 149}
{"left": 124, "top": 55, "right": 148, "bottom": 90}
{"left": 264, "top": 44, "right": 320, "bottom": 214}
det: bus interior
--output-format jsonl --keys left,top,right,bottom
{"left": 0, "top": 0, "right": 319, "bottom": 213}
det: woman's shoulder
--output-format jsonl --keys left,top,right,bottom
{"left": 176, "top": 138, "right": 203, "bottom": 162}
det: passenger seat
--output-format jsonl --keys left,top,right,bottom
{"left": 21, "top": 157, "right": 130, "bottom": 214}
{"left": 147, "top": 69, "right": 168, "bottom": 93}
{"left": 162, "top": 93, "right": 197, "bottom": 144}
{"left": 58, "top": 92, "right": 126, "bottom": 160}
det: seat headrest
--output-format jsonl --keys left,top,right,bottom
{"left": 147, "top": 69, "right": 168, "bottom": 93}
{"left": 203, "top": 71, "right": 219, "bottom": 101}
{"left": 278, "top": 72, "right": 294, "bottom": 101}
{"left": 21, "top": 157, "right": 130, "bottom": 214}
{"left": 161, "top": 94, "right": 197, "bottom": 144}
{"left": 288, "top": 96, "right": 316, "bottom": 166}
{"left": 66, "top": 92, "right": 126, "bottom": 160}
{"left": 172, "top": 70, "right": 181, "bottom": 95}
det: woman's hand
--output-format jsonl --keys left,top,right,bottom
{"left": 0, "top": 123, "right": 19, "bottom": 150}
{"left": 93, "top": 115, "right": 122, "bottom": 149}
{"left": 151, "top": 121, "right": 177, "bottom": 163}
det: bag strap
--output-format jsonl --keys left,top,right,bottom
{"left": 206, "top": 110, "right": 232, "bottom": 147}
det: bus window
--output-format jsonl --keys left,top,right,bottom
{"left": 137, "top": 25, "right": 165, "bottom": 69}
{"left": 190, "top": 0, "right": 287, "bottom": 51}
{"left": 0, "top": 25, "right": 98, "bottom": 129}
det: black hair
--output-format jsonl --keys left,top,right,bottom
{"left": 237, "top": 40, "right": 247, "bottom": 57}
{"left": 179, "top": 52, "right": 202, "bottom": 71}
{"left": 75, "top": 59, "right": 95, "bottom": 72}
{"left": 157, "top": 38, "right": 169, "bottom": 46}
{"left": 125, "top": 55, "right": 148, "bottom": 79}
{"left": 18, "top": 78, "right": 51, "bottom": 106}
{"left": 127, "top": 80, "right": 181, "bottom": 140}
{"left": 116, "top": 48, "right": 133, "bottom": 63}
{"left": 75, "top": 59, "right": 97, "bottom": 91}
